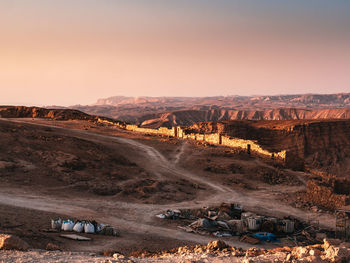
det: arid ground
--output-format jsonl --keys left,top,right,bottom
{"left": 0, "top": 117, "right": 339, "bottom": 258}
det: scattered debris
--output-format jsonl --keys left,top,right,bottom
{"left": 240, "top": 235, "right": 260, "bottom": 245}
{"left": 156, "top": 209, "right": 182, "bottom": 220}
{"left": 51, "top": 218, "right": 62, "bottom": 230}
{"left": 213, "top": 231, "right": 232, "bottom": 237}
{"left": 157, "top": 202, "right": 327, "bottom": 248}
{"left": 253, "top": 232, "right": 277, "bottom": 242}
{"left": 283, "top": 219, "right": 295, "bottom": 233}
{"left": 246, "top": 216, "right": 262, "bottom": 231}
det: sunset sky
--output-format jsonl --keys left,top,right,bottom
{"left": 1, "top": 0, "right": 350, "bottom": 106}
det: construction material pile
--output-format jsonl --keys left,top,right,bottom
{"left": 51, "top": 218, "right": 119, "bottom": 236}
{"left": 156, "top": 203, "right": 328, "bottom": 246}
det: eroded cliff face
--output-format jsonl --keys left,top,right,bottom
{"left": 184, "top": 120, "right": 350, "bottom": 177}
{"left": 295, "top": 121, "right": 350, "bottom": 176}
{"left": 0, "top": 106, "right": 96, "bottom": 121}
{"left": 138, "top": 108, "right": 350, "bottom": 128}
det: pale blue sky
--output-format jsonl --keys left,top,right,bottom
{"left": 1, "top": 1, "right": 349, "bottom": 105}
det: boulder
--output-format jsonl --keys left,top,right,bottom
{"left": 321, "top": 241, "right": 350, "bottom": 263}
{"left": 206, "top": 240, "right": 227, "bottom": 251}
{"left": 0, "top": 234, "right": 29, "bottom": 251}
{"left": 292, "top": 246, "right": 309, "bottom": 259}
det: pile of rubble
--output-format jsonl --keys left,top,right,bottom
{"left": 1, "top": 235, "right": 350, "bottom": 262}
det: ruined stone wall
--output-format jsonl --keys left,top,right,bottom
{"left": 221, "top": 135, "right": 286, "bottom": 160}
{"left": 98, "top": 118, "right": 176, "bottom": 137}
{"left": 98, "top": 118, "right": 117, "bottom": 126}
{"left": 97, "top": 118, "right": 287, "bottom": 162}
{"left": 177, "top": 126, "right": 184, "bottom": 138}
{"left": 204, "top": 133, "right": 221, "bottom": 144}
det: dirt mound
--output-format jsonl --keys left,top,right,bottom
{"left": 0, "top": 106, "right": 97, "bottom": 121}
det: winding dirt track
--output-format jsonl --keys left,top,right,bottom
{"left": 0, "top": 119, "right": 336, "bottom": 250}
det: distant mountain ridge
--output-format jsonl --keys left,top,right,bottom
{"left": 138, "top": 108, "right": 350, "bottom": 128}
{"left": 94, "top": 93, "right": 350, "bottom": 108}
{"left": 71, "top": 93, "right": 350, "bottom": 128}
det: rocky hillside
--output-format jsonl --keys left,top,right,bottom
{"left": 0, "top": 106, "right": 97, "bottom": 121}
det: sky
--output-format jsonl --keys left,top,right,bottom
{"left": 0, "top": 0, "right": 350, "bottom": 106}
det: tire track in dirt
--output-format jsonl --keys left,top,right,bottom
{"left": 90, "top": 134, "right": 229, "bottom": 193}
{"left": 173, "top": 141, "right": 187, "bottom": 165}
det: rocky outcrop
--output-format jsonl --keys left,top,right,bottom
{"left": 0, "top": 106, "right": 97, "bottom": 121}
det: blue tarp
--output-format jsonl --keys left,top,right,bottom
{"left": 253, "top": 232, "right": 277, "bottom": 242}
